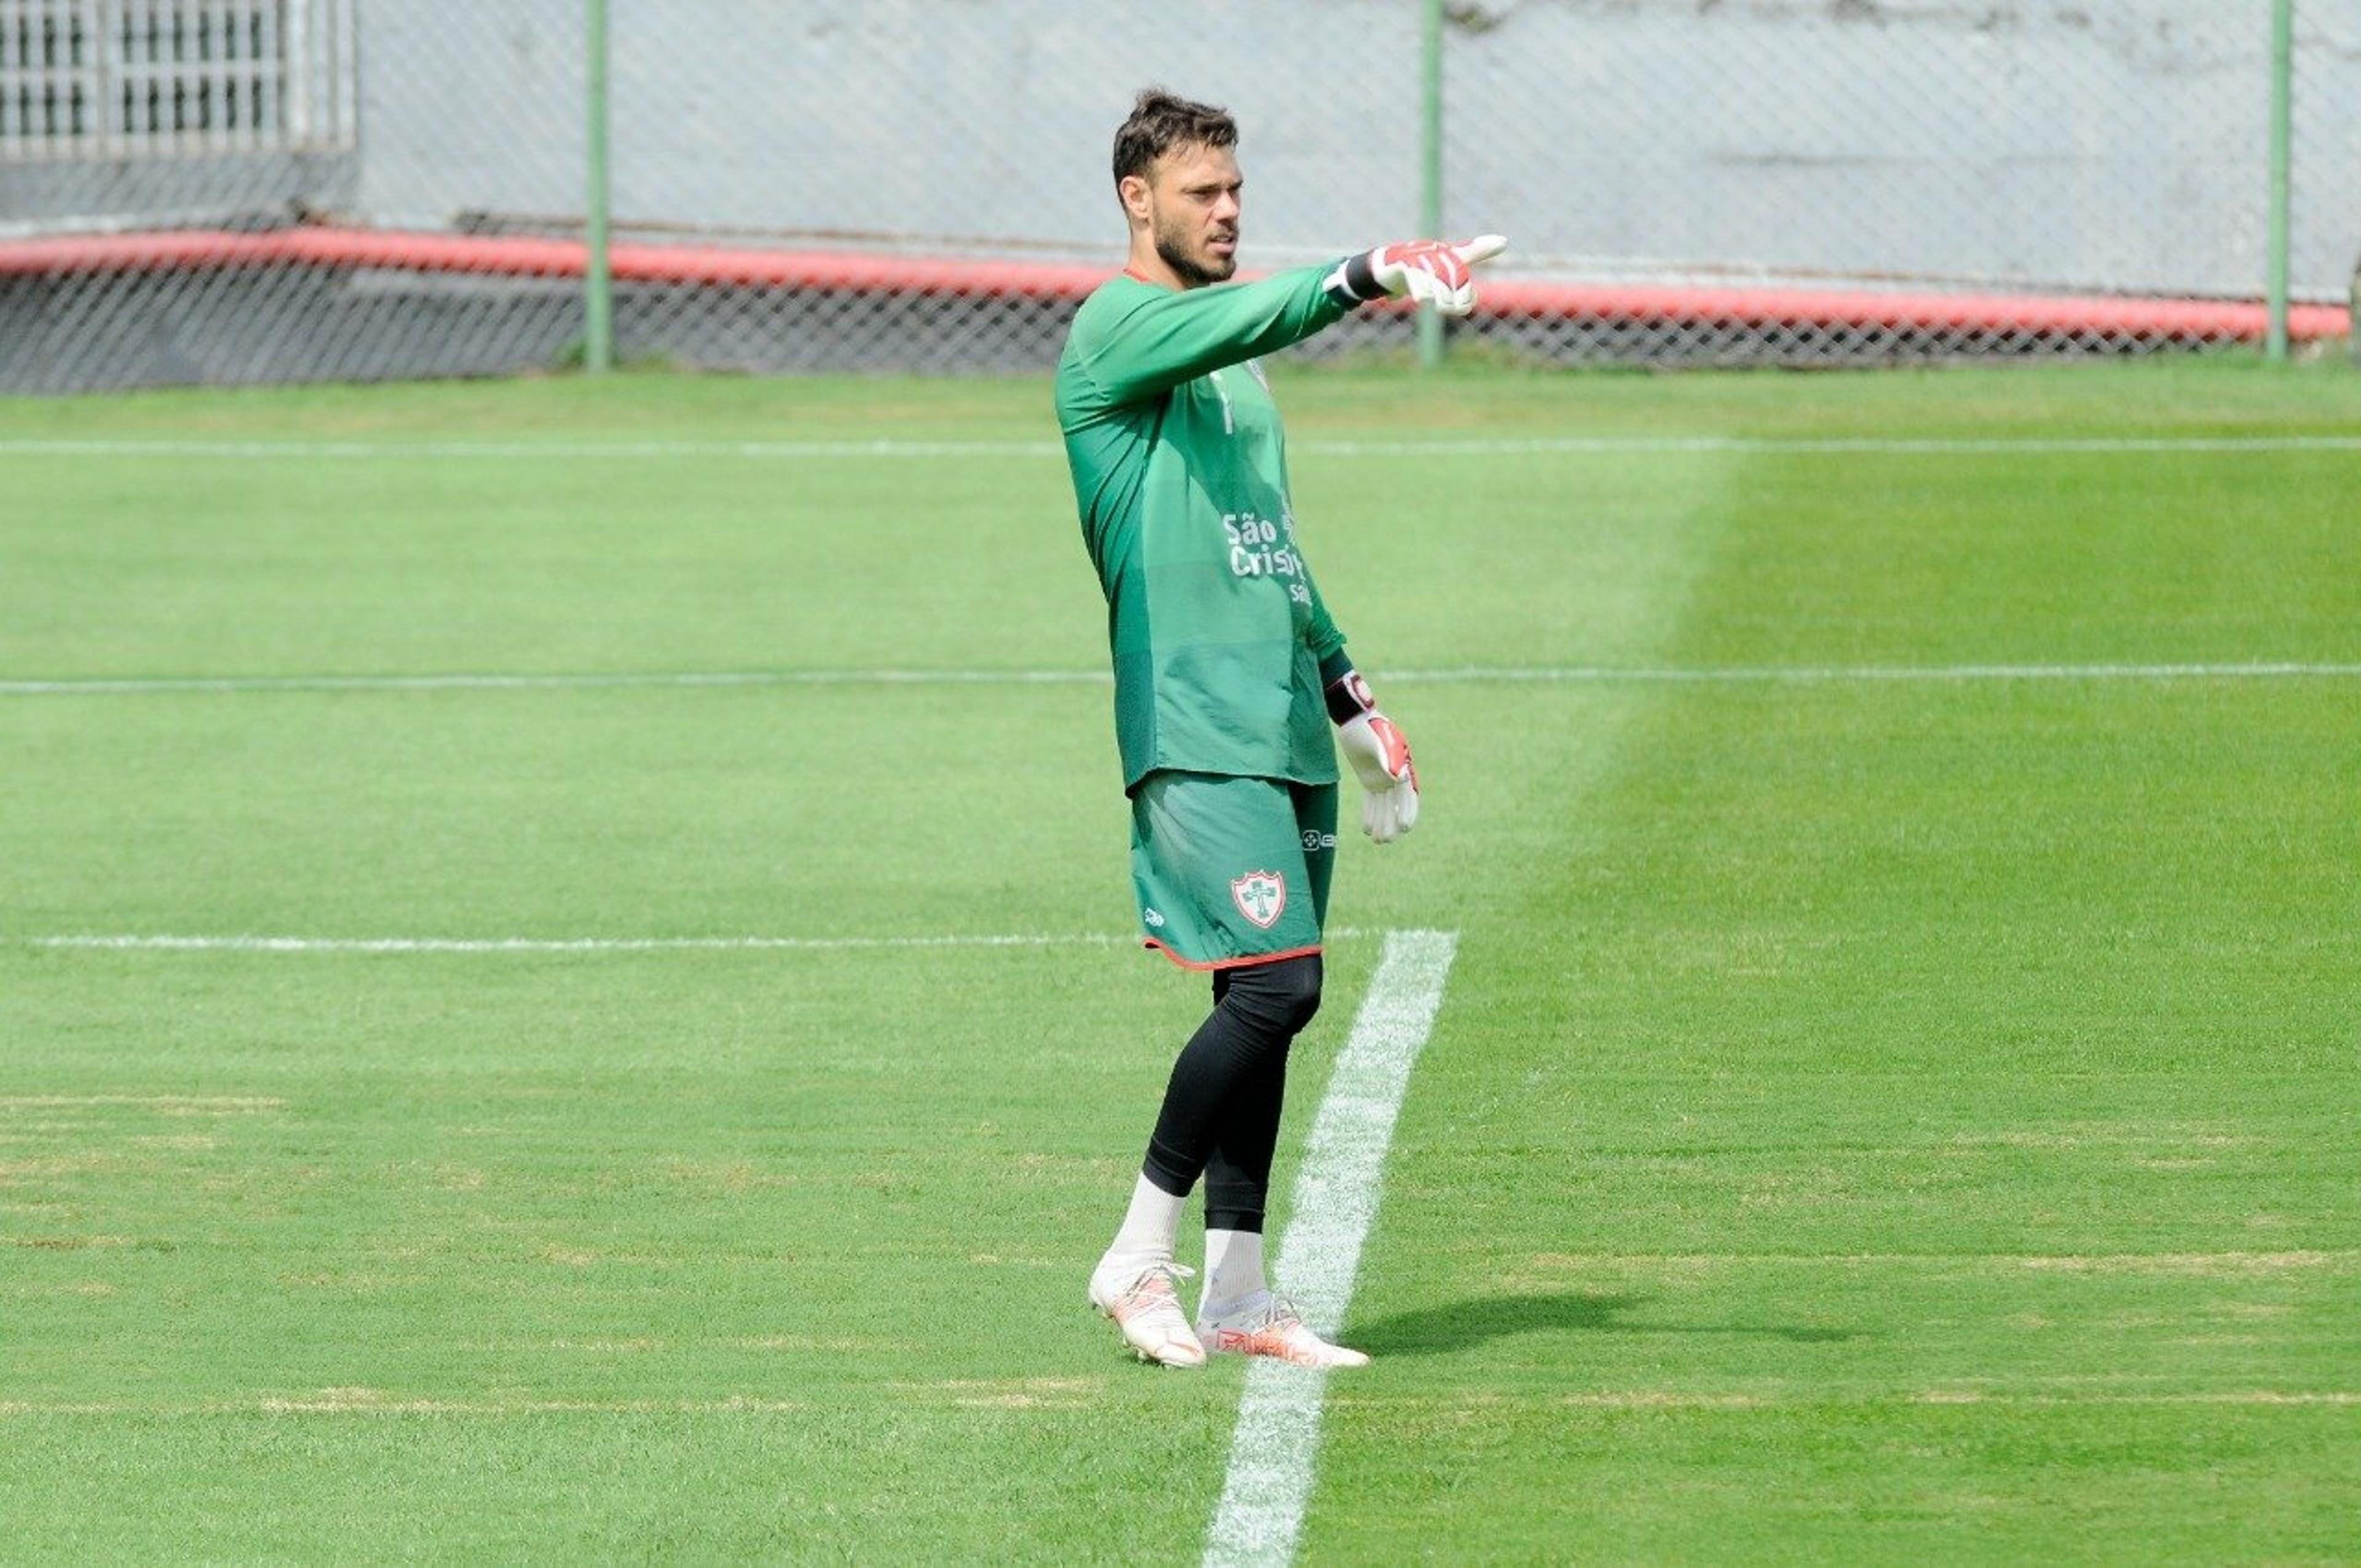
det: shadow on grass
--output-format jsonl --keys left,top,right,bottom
{"left": 1348, "top": 1291, "right": 1858, "bottom": 1358}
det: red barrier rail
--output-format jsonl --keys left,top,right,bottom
{"left": 3, "top": 227, "right": 2346, "bottom": 342}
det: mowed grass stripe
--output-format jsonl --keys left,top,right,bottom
{"left": 1299, "top": 411, "right": 2356, "bottom": 1560}
{"left": 0, "top": 935, "right": 1297, "bottom": 1558}
{"left": 2, "top": 1389, "right": 2351, "bottom": 1417}
{"left": 6, "top": 662, "right": 2359, "bottom": 695}
{"left": 5, "top": 434, "right": 2360, "bottom": 459}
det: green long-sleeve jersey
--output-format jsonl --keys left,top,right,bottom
{"left": 1054, "top": 263, "right": 1361, "bottom": 793}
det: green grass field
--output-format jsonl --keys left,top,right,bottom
{"left": 4, "top": 361, "right": 2358, "bottom": 1563}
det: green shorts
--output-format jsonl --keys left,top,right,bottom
{"left": 1128, "top": 770, "right": 1339, "bottom": 971}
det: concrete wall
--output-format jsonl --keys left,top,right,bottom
{"left": 17, "top": 0, "right": 2361, "bottom": 299}
{"left": 347, "top": 0, "right": 2359, "bottom": 299}
{"left": 0, "top": 149, "right": 352, "bottom": 231}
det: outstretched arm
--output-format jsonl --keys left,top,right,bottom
{"left": 1067, "top": 266, "right": 1353, "bottom": 412}
{"left": 1067, "top": 236, "right": 1510, "bottom": 415}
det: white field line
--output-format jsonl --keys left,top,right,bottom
{"left": 17, "top": 933, "right": 1126, "bottom": 954}
{"left": 6, "top": 662, "right": 2359, "bottom": 698}
{"left": 4, "top": 434, "right": 2359, "bottom": 460}
{"left": 1390, "top": 662, "right": 2361, "bottom": 684}
{"left": 0, "top": 1396, "right": 816, "bottom": 1416}
{"left": 1203, "top": 929, "right": 1459, "bottom": 1568}
{"left": 0, "top": 669, "right": 1112, "bottom": 696}
{"left": 10, "top": 928, "right": 1364, "bottom": 956}
{"left": 1508, "top": 1249, "right": 2357, "bottom": 1269}
{"left": 0, "top": 1096, "right": 285, "bottom": 1117}
{"left": 1312, "top": 435, "right": 2361, "bottom": 457}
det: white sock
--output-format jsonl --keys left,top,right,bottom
{"left": 1093, "top": 1173, "right": 1187, "bottom": 1288}
{"left": 1200, "top": 1227, "right": 1268, "bottom": 1319}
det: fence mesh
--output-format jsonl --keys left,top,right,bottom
{"left": 3, "top": 0, "right": 2356, "bottom": 391}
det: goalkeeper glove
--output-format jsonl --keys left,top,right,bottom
{"left": 1326, "top": 669, "right": 1420, "bottom": 844}
{"left": 1324, "top": 235, "right": 1509, "bottom": 318}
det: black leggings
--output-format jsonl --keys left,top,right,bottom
{"left": 1141, "top": 954, "right": 1323, "bottom": 1233}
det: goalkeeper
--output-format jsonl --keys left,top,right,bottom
{"left": 1056, "top": 87, "right": 1505, "bottom": 1369}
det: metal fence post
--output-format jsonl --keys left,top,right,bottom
{"left": 585, "top": 0, "right": 615, "bottom": 374}
{"left": 2266, "top": 0, "right": 2294, "bottom": 362}
{"left": 2349, "top": 251, "right": 2360, "bottom": 365}
{"left": 1417, "top": 0, "right": 1446, "bottom": 369}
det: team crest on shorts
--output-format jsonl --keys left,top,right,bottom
{"left": 1230, "top": 870, "right": 1287, "bottom": 930}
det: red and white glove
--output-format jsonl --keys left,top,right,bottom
{"left": 1325, "top": 235, "right": 1509, "bottom": 318}
{"left": 1327, "top": 670, "right": 1420, "bottom": 844}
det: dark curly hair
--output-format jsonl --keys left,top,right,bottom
{"left": 1112, "top": 88, "right": 1238, "bottom": 189}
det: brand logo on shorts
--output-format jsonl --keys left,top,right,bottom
{"left": 1301, "top": 830, "right": 1337, "bottom": 853}
{"left": 1230, "top": 871, "right": 1287, "bottom": 930}
{"left": 1142, "top": 906, "right": 1166, "bottom": 929}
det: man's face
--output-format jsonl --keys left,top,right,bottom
{"left": 1138, "top": 141, "right": 1241, "bottom": 287}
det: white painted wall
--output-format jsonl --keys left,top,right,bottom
{"left": 36, "top": 0, "right": 2361, "bottom": 299}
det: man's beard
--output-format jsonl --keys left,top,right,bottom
{"left": 1155, "top": 216, "right": 1236, "bottom": 287}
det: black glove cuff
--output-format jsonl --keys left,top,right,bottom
{"left": 1324, "top": 668, "right": 1379, "bottom": 725}
{"left": 1322, "top": 250, "right": 1382, "bottom": 309}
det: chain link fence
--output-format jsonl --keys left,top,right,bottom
{"left": 3, "top": 0, "right": 2356, "bottom": 391}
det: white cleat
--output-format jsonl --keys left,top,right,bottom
{"left": 1196, "top": 1292, "right": 1370, "bottom": 1369}
{"left": 1090, "top": 1261, "right": 1207, "bottom": 1369}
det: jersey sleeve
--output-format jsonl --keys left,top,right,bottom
{"left": 1301, "top": 567, "right": 1348, "bottom": 673}
{"left": 1064, "top": 264, "right": 1353, "bottom": 417}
